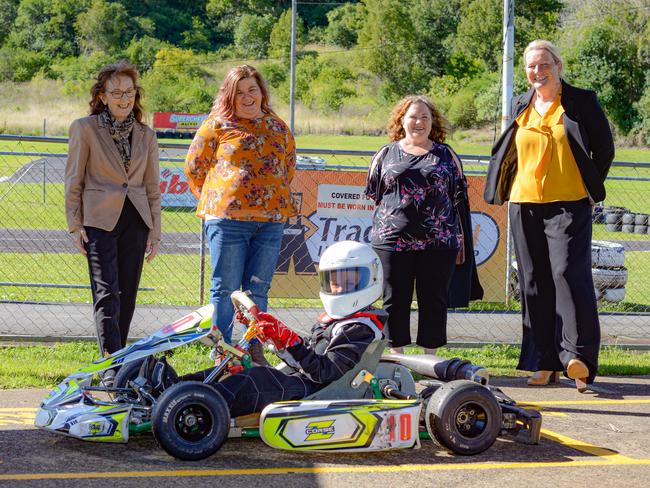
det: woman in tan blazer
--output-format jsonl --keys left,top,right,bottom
{"left": 64, "top": 61, "right": 161, "bottom": 384}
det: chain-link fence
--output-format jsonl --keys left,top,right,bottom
{"left": 0, "top": 134, "right": 648, "bottom": 347}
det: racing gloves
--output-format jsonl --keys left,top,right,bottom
{"left": 255, "top": 312, "right": 302, "bottom": 350}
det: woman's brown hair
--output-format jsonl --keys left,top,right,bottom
{"left": 386, "top": 95, "right": 448, "bottom": 143}
{"left": 210, "top": 64, "right": 276, "bottom": 119}
{"left": 89, "top": 60, "right": 144, "bottom": 123}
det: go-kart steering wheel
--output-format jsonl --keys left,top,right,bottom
{"left": 230, "top": 291, "right": 268, "bottom": 343}
{"left": 230, "top": 291, "right": 261, "bottom": 322}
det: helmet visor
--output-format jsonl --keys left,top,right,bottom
{"left": 319, "top": 267, "right": 370, "bottom": 295}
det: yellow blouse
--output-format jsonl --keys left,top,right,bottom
{"left": 185, "top": 113, "right": 297, "bottom": 222}
{"left": 510, "top": 92, "right": 587, "bottom": 203}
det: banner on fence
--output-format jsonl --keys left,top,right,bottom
{"left": 153, "top": 112, "right": 208, "bottom": 130}
{"left": 271, "top": 170, "right": 507, "bottom": 302}
{"left": 159, "top": 167, "right": 197, "bottom": 207}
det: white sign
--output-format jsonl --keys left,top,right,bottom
{"left": 470, "top": 212, "right": 500, "bottom": 265}
{"left": 316, "top": 184, "right": 375, "bottom": 218}
{"left": 159, "top": 167, "right": 198, "bottom": 207}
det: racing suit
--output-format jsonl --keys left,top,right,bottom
{"left": 209, "top": 308, "right": 386, "bottom": 417}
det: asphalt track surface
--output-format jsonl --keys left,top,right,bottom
{"left": 1, "top": 376, "right": 649, "bottom": 488}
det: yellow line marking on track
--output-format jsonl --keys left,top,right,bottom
{"left": 0, "top": 409, "right": 37, "bottom": 426}
{"left": 2, "top": 459, "right": 650, "bottom": 481}
{"left": 520, "top": 399, "right": 650, "bottom": 406}
{"left": 541, "top": 428, "right": 634, "bottom": 462}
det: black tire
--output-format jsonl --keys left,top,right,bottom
{"left": 621, "top": 213, "right": 636, "bottom": 225}
{"left": 113, "top": 358, "right": 146, "bottom": 389}
{"left": 634, "top": 214, "right": 648, "bottom": 226}
{"left": 605, "top": 212, "right": 623, "bottom": 224}
{"left": 152, "top": 381, "right": 230, "bottom": 461}
{"left": 605, "top": 223, "right": 621, "bottom": 232}
{"left": 425, "top": 380, "right": 502, "bottom": 455}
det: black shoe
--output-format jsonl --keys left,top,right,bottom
{"left": 137, "top": 356, "right": 178, "bottom": 396}
{"left": 248, "top": 342, "right": 270, "bottom": 367}
{"left": 151, "top": 357, "right": 179, "bottom": 395}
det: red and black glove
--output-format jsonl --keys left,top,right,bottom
{"left": 255, "top": 311, "right": 302, "bottom": 350}
{"left": 235, "top": 310, "right": 250, "bottom": 326}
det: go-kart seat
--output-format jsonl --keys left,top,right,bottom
{"left": 303, "top": 339, "right": 388, "bottom": 400}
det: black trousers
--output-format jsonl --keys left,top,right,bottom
{"left": 374, "top": 247, "right": 458, "bottom": 349}
{"left": 510, "top": 199, "right": 600, "bottom": 382}
{"left": 85, "top": 198, "right": 149, "bottom": 356}
{"left": 185, "top": 366, "right": 319, "bottom": 417}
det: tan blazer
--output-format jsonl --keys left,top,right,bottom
{"left": 64, "top": 115, "right": 161, "bottom": 242}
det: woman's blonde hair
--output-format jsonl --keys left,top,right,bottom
{"left": 210, "top": 64, "right": 276, "bottom": 119}
{"left": 523, "top": 39, "right": 564, "bottom": 76}
{"left": 386, "top": 95, "right": 448, "bottom": 143}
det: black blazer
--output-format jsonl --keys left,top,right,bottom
{"left": 484, "top": 80, "right": 614, "bottom": 205}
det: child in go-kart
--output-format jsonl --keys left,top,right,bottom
{"left": 176, "top": 240, "right": 387, "bottom": 417}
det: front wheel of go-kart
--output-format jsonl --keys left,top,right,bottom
{"left": 152, "top": 381, "right": 230, "bottom": 461}
{"left": 425, "top": 380, "right": 502, "bottom": 455}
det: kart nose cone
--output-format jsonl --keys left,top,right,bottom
{"left": 34, "top": 407, "right": 53, "bottom": 427}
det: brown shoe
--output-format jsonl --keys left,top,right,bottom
{"left": 248, "top": 342, "right": 270, "bottom": 367}
{"left": 567, "top": 358, "right": 589, "bottom": 393}
{"left": 527, "top": 370, "right": 561, "bottom": 386}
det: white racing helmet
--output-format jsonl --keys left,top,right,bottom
{"left": 318, "top": 240, "right": 383, "bottom": 319}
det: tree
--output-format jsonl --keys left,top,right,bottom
{"left": 0, "top": 0, "right": 19, "bottom": 45}
{"left": 357, "top": 0, "right": 425, "bottom": 98}
{"left": 234, "top": 14, "right": 275, "bottom": 59}
{"left": 140, "top": 48, "right": 215, "bottom": 113}
{"left": 6, "top": 0, "right": 89, "bottom": 60}
{"left": 324, "top": 2, "right": 366, "bottom": 48}
{"left": 269, "top": 9, "right": 305, "bottom": 65}
{"left": 125, "top": 35, "right": 173, "bottom": 72}
{"left": 75, "top": 0, "right": 139, "bottom": 53}
{"left": 563, "top": 20, "right": 645, "bottom": 134}
{"left": 181, "top": 17, "right": 213, "bottom": 52}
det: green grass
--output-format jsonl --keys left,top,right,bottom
{"left": 1, "top": 342, "right": 648, "bottom": 389}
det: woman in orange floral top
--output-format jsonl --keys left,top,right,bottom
{"left": 185, "top": 65, "right": 296, "bottom": 364}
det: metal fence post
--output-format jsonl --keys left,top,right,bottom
{"left": 42, "top": 160, "right": 46, "bottom": 204}
{"left": 199, "top": 219, "right": 206, "bottom": 305}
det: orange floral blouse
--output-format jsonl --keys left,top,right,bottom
{"left": 185, "top": 113, "right": 297, "bottom": 222}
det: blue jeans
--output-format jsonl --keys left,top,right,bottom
{"left": 205, "top": 218, "right": 284, "bottom": 343}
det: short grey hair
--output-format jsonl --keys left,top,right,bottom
{"left": 523, "top": 39, "right": 564, "bottom": 76}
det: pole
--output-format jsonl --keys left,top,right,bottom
{"left": 199, "top": 219, "right": 206, "bottom": 305}
{"left": 502, "top": 0, "right": 515, "bottom": 305}
{"left": 289, "top": 0, "right": 297, "bottom": 134}
{"left": 501, "top": 0, "right": 514, "bottom": 132}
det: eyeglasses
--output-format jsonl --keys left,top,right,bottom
{"left": 107, "top": 88, "right": 137, "bottom": 100}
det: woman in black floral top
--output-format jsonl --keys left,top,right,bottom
{"left": 365, "top": 95, "right": 464, "bottom": 354}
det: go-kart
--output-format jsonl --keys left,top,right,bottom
{"left": 36, "top": 291, "right": 542, "bottom": 460}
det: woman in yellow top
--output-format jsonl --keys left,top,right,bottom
{"left": 185, "top": 65, "right": 297, "bottom": 364}
{"left": 484, "top": 40, "right": 614, "bottom": 392}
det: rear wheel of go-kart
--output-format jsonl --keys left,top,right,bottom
{"left": 425, "top": 380, "right": 502, "bottom": 455}
{"left": 113, "top": 358, "right": 146, "bottom": 389}
{"left": 152, "top": 381, "right": 230, "bottom": 461}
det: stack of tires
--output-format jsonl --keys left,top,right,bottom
{"left": 602, "top": 206, "right": 649, "bottom": 235}
{"left": 509, "top": 240, "right": 627, "bottom": 303}
{"left": 591, "top": 241, "right": 627, "bottom": 302}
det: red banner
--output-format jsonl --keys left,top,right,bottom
{"left": 153, "top": 112, "right": 208, "bottom": 130}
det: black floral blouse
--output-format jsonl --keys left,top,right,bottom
{"left": 365, "top": 142, "right": 464, "bottom": 252}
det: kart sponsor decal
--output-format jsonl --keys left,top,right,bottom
{"left": 304, "top": 420, "right": 336, "bottom": 441}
